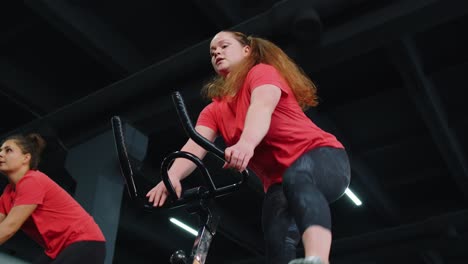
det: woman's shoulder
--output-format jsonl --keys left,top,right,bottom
{"left": 200, "top": 100, "right": 223, "bottom": 118}
{"left": 250, "top": 63, "right": 276, "bottom": 72}
{"left": 20, "top": 170, "right": 50, "bottom": 184}
{"left": 247, "top": 63, "right": 280, "bottom": 79}
{"left": 24, "top": 170, "right": 48, "bottom": 178}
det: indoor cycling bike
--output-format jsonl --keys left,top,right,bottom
{"left": 111, "top": 91, "right": 250, "bottom": 264}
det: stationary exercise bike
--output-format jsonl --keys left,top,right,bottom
{"left": 111, "top": 91, "right": 249, "bottom": 264}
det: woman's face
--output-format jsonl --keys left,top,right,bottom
{"left": 0, "top": 140, "right": 30, "bottom": 175}
{"left": 210, "top": 32, "right": 250, "bottom": 76}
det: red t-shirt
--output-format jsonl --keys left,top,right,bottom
{"left": 197, "top": 63, "right": 344, "bottom": 192}
{"left": 0, "top": 170, "right": 105, "bottom": 259}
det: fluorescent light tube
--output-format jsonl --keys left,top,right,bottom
{"left": 345, "top": 188, "right": 362, "bottom": 206}
{"left": 170, "top": 218, "right": 198, "bottom": 236}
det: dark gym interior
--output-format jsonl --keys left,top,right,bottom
{"left": 1, "top": 0, "right": 468, "bottom": 263}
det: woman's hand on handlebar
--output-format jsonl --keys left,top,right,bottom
{"left": 146, "top": 177, "right": 182, "bottom": 207}
{"left": 223, "top": 139, "right": 254, "bottom": 172}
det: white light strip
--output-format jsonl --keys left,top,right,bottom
{"left": 170, "top": 218, "right": 198, "bottom": 236}
{"left": 345, "top": 188, "right": 362, "bottom": 206}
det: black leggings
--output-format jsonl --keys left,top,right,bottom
{"left": 262, "top": 147, "right": 351, "bottom": 264}
{"left": 33, "top": 241, "right": 106, "bottom": 264}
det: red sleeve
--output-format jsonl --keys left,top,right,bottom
{"left": 0, "top": 194, "right": 6, "bottom": 215}
{"left": 196, "top": 103, "right": 218, "bottom": 133}
{"left": 14, "top": 176, "right": 45, "bottom": 206}
{"left": 246, "top": 64, "right": 289, "bottom": 97}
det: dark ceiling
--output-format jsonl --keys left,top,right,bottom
{"left": 1, "top": 0, "right": 468, "bottom": 264}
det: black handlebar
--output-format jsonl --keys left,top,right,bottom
{"left": 171, "top": 91, "right": 225, "bottom": 159}
{"left": 160, "top": 151, "right": 214, "bottom": 202}
{"left": 159, "top": 91, "right": 249, "bottom": 203}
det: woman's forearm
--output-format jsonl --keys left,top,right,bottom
{"left": 0, "top": 205, "right": 36, "bottom": 245}
{"left": 0, "top": 221, "right": 17, "bottom": 245}
{"left": 0, "top": 232, "right": 14, "bottom": 245}
{"left": 168, "top": 139, "right": 208, "bottom": 180}
{"left": 165, "top": 125, "right": 216, "bottom": 181}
